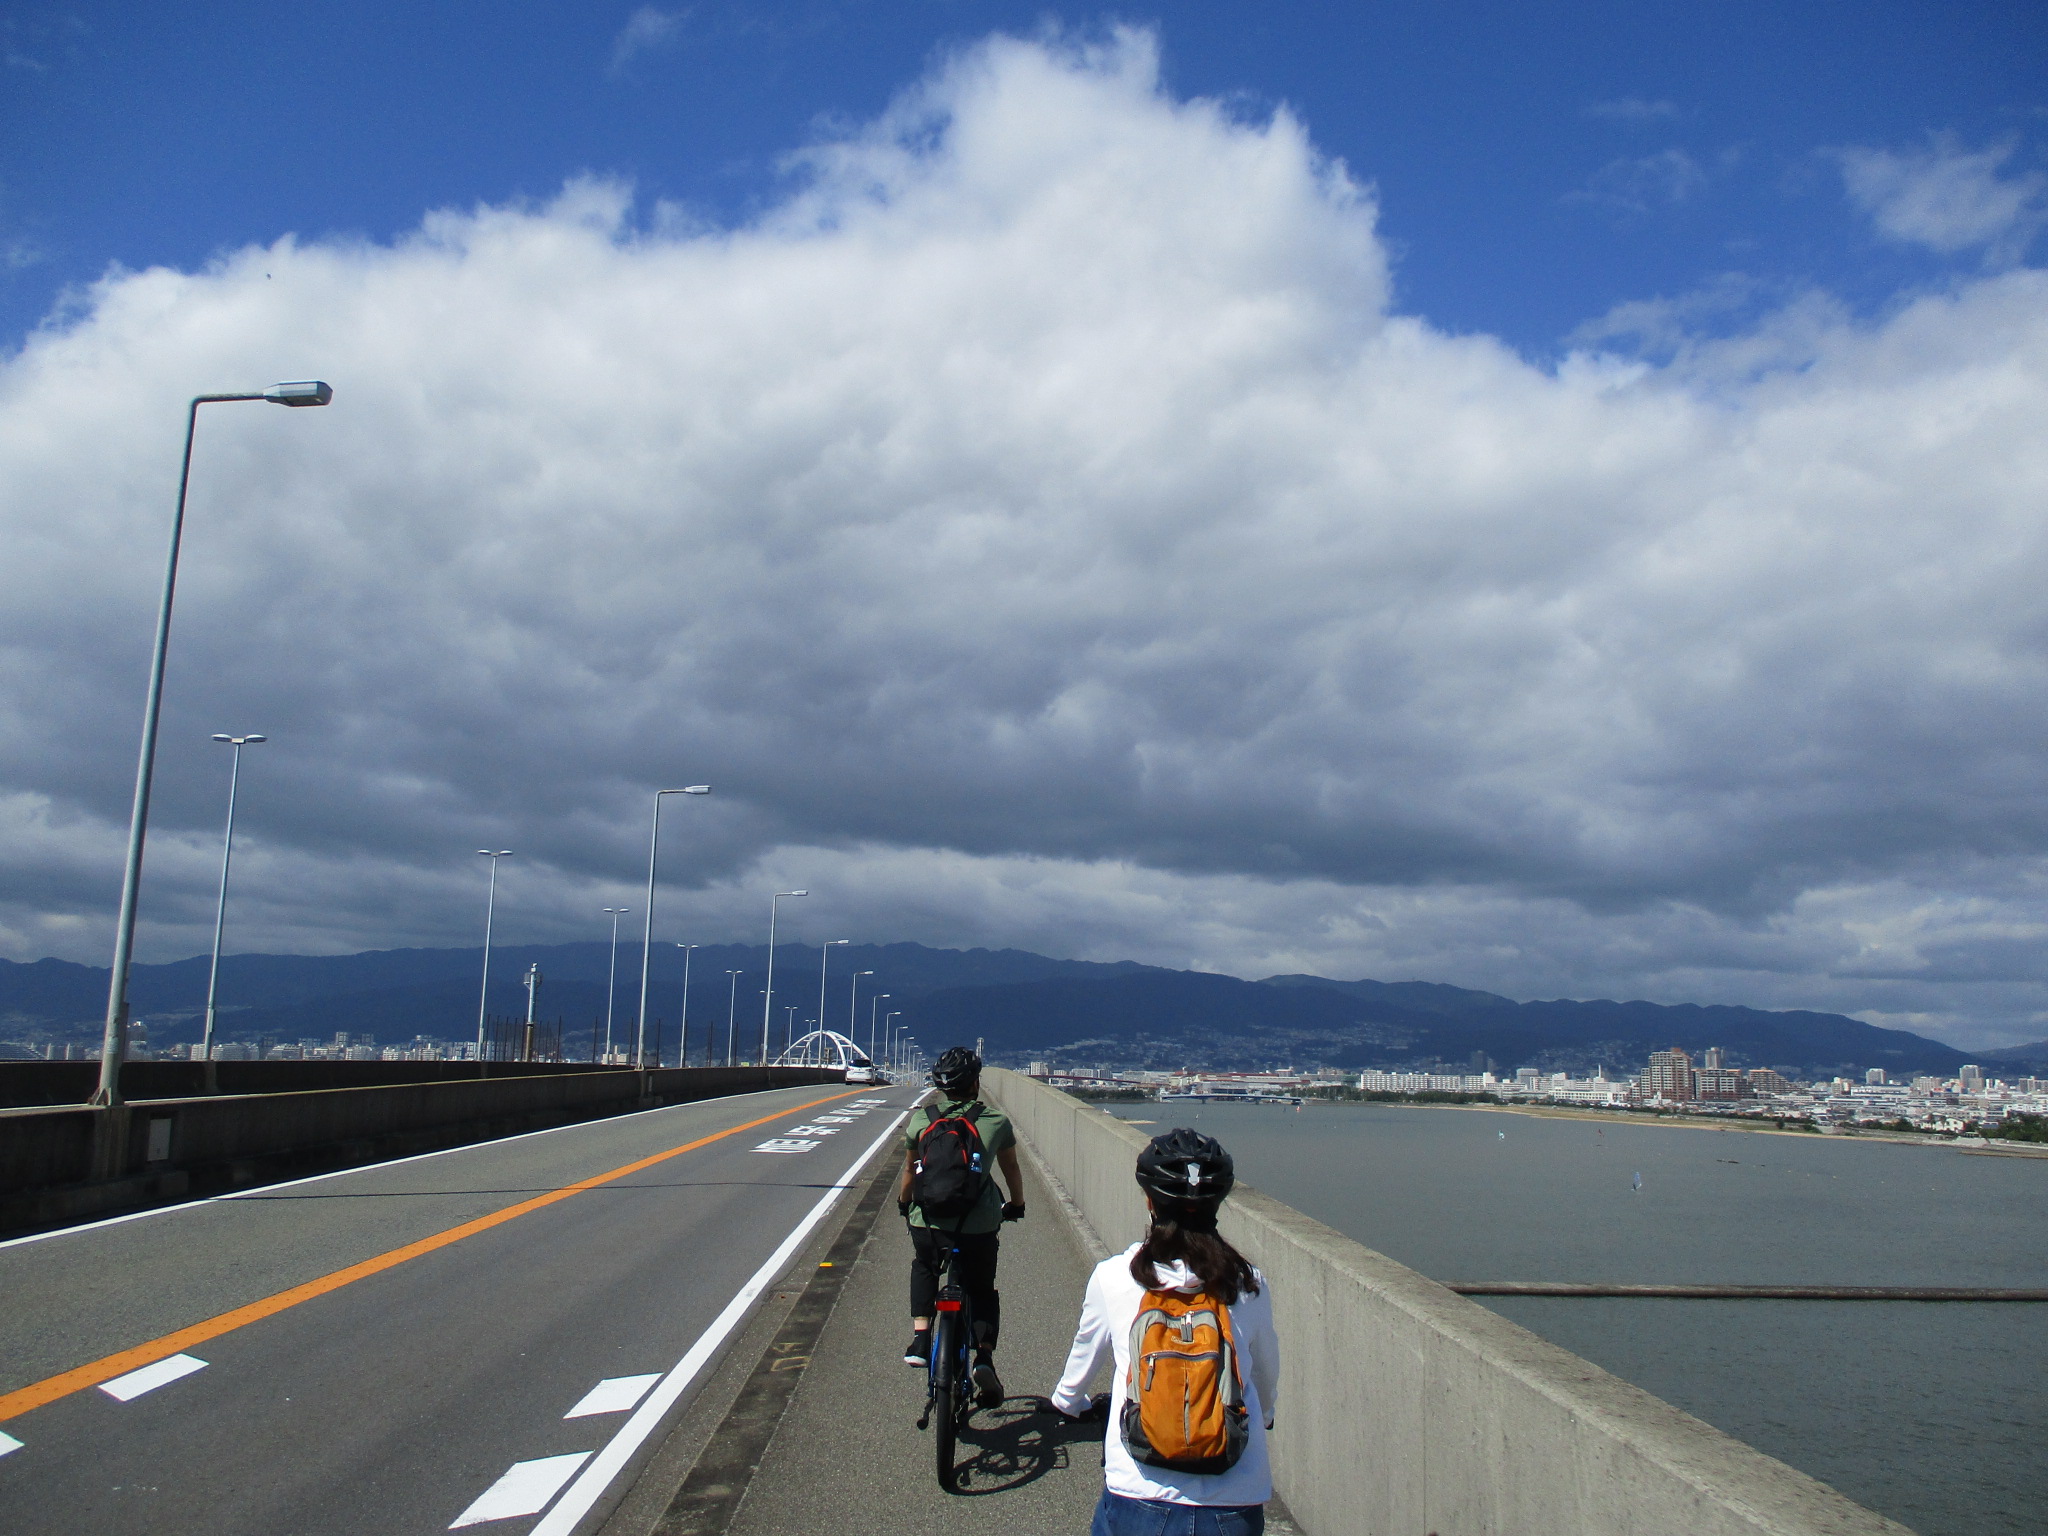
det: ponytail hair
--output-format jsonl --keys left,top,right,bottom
{"left": 1130, "top": 1199, "right": 1259, "bottom": 1304}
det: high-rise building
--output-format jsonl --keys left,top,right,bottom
{"left": 1959, "top": 1065, "right": 1984, "bottom": 1093}
{"left": 1744, "top": 1068, "right": 1793, "bottom": 1096}
{"left": 1695, "top": 1066, "right": 1746, "bottom": 1100}
{"left": 1865, "top": 1067, "right": 1887, "bottom": 1085}
{"left": 1704, "top": 1046, "right": 1726, "bottom": 1070}
{"left": 1641, "top": 1048, "right": 1696, "bottom": 1102}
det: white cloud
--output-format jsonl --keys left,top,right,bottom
{"left": 1836, "top": 133, "right": 2046, "bottom": 262}
{"left": 3, "top": 30, "right": 2048, "bottom": 1042}
{"left": 1568, "top": 147, "right": 1709, "bottom": 216}
{"left": 609, "top": 6, "right": 685, "bottom": 74}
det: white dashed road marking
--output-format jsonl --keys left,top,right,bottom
{"left": 754, "top": 1138, "right": 821, "bottom": 1154}
{"left": 563, "top": 1375, "right": 662, "bottom": 1419}
{"left": 450, "top": 1452, "right": 592, "bottom": 1528}
{"left": 99, "top": 1354, "right": 208, "bottom": 1402}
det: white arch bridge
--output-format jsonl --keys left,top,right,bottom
{"left": 771, "top": 1029, "right": 873, "bottom": 1068}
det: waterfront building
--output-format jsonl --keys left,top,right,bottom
{"left": 1641, "top": 1048, "right": 1697, "bottom": 1102}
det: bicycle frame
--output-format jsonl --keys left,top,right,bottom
{"left": 914, "top": 1233, "right": 977, "bottom": 1489}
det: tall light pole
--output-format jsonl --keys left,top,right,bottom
{"left": 92, "top": 382, "right": 332, "bottom": 1133}
{"left": 869, "top": 993, "right": 890, "bottom": 1064}
{"left": 759, "top": 890, "right": 807, "bottom": 1064}
{"left": 885, "top": 1011, "right": 902, "bottom": 1074}
{"left": 474, "top": 851, "right": 513, "bottom": 1060}
{"left": 600, "top": 907, "right": 630, "bottom": 1063}
{"left": 724, "top": 970, "right": 743, "bottom": 1065}
{"left": 635, "top": 786, "right": 710, "bottom": 1067}
{"left": 199, "top": 732, "right": 264, "bottom": 1090}
{"left": 848, "top": 970, "right": 873, "bottom": 1055}
{"left": 675, "top": 943, "right": 699, "bottom": 1067}
{"left": 817, "top": 940, "right": 849, "bottom": 1053}
{"left": 783, "top": 1006, "right": 798, "bottom": 1058}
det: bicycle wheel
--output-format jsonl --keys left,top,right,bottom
{"left": 931, "top": 1313, "right": 959, "bottom": 1490}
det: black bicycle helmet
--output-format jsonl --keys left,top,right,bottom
{"left": 929, "top": 1045, "right": 982, "bottom": 1097}
{"left": 1135, "top": 1127, "right": 1235, "bottom": 1209}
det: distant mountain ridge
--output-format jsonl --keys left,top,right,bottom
{"left": 0, "top": 942, "right": 1984, "bottom": 1078}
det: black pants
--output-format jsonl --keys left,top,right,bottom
{"left": 910, "top": 1225, "right": 1001, "bottom": 1351}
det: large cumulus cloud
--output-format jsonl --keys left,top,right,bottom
{"left": 4, "top": 31, "right": 2047, "bottom": 1045}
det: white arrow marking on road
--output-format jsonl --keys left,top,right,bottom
{"left": 99, "top": 1353, "right": 208, "bottom": 1401}
{"left": 0, "top": 1430, "right": 21, "bottom": 1458}
{"left": 528, "top": 1108, "right": 912, "bottom": 1536}
{"left": 450, "top": 1452, "right": 591, "bottom": 1527}
{"left": 564, "top": 1374, "right": 662, "bottom": 1419}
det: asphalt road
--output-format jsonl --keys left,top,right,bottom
{"left": 0, "top": 1081, "right": 918, "bottom": 1535}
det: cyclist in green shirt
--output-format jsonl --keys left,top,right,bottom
{"left": 898, "top": 1047, "right": 1025, "bottom": 1404}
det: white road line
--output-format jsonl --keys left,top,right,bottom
{"left": 0, "top": 1429, "right": 22, "bottom": 1457}
{"left": 450, "top": 1452, "right": 592, "bottom": 1528}
{"left": 753, "top": 1138, "right": 821, "bottom": 1154}
{"left": 563, "top": 1374, "right": 662, "bottom": 1419}
{"left": 99, "top": 1353, "right": 208, "bottom": 1401}
{"left": 528, "top": 1108, "right": 912, "bottom": 1536}
{"left": 0, "top": 1083, "right": 824, "bottom": 1251}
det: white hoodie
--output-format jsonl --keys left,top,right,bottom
{"left": 1051, "top": 1243, "right": 1281, "bottom": 1507}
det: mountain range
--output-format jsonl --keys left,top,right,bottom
{"left": 0, "top": 942, "right": 2012, "bottom": 1079}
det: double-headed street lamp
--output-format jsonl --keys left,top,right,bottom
{"left": 474, "top": 851, "right": 514, "bottom": 1058}
{"left": 198, "top": 732, "right": 264, "bottom": 1090}
{"left": 759, "top": 890, "right": 807, "bottom": 1063}
{"left": 635, "top": 786, "right": 710, "bottom": 1068}
{"left": 93, "top": 382, "right": 332, "bottom": 1131}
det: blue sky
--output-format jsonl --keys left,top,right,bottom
{"left": 4, "top": 5, "right": 2048, "bottom": 1047}
{"left": 5, "top": 1, "right": 2042, "bottom": 354}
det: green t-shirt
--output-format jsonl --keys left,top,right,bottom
{"left": 904, "top": 1098, "right": 1014, "bottom": 1234}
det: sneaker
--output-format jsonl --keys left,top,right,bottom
{"left": 904, "top": 1332, "right": 929, "bottom": 1367}
{"left": 971, "top": 1354, "right": 1004, "bottom": 1406}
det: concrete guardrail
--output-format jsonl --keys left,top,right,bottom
{"left": 984, "top": 1067, "right": 1912, "bottom": 1536}
{"left": 0, "top": 1065, "right": 846, "bottom": 1236}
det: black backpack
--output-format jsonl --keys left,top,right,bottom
{"left": 912, "top": 1102, "right": 989, "bottom": 1222}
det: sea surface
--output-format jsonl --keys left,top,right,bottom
{"left": 1103, "top": 1100, "right": 2047, "bottom": 1536}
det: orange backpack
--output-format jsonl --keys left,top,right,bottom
{"left": 1120, "top": 1288, "right": 1250, "bottom": 1474}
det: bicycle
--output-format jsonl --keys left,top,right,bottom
{"left": 915, "top": 1234, "right": 977, "bottom": 1491}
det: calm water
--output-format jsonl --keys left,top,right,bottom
{"left": 1106, "top": 1101, "right": 2048, "bottom": 1536}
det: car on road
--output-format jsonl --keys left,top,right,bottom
{"left": 844, "top": 1063, "right": 876, "bottom": 1084}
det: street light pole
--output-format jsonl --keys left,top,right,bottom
{"left": 759, "top": 890, "right": 807, "bottom": 1064}
{"left": 675, "top": 944, "right": 698, "bottom": 1066}
{"left": 199, "top": 732, "right": 264, "bottom": 1090}
{"left": 849, "top": 970, "right": 873, "bottom": 1054}
{"left": 474, "top": 851, "right": 513, "bottom": 1060}
{"left": 92, "top": 383, "right": 332, "bottom": 1136}
{"left": 817, "top": 940, "right": 849, "bottom": 1053}
{"left": 724, "top": 970, "right": 743, "bottom": 1065}
{"left": 635, "top": 786, "right": 710, "bottom": 1067}
{"left": 600, "top": 907, "right": 629, "bottom": 1063}
{"left": 783, "top": 1006, "right": 797, "bottom": 1058}
{"left": 869, "top": 994, "right": 889, "bottom": 1064}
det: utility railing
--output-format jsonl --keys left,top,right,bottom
{"left": 984, "top": 1067, "right": 1912, "bottom": 1536}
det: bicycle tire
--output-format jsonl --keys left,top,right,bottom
{"left": 932, "top": 1313, "right": 959, "bottom": 1490}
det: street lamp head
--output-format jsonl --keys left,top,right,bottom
{"left": 263, "top": 380, "right": 333, "bottom": 407}
{"left": 211, "top": 733, "right": 265, "bottom": 745}
{"left": 676, "top": 942, "right": 699, "bottom": 949}
{"left": 683, "top": 785, "right": 710, "bottom": 795}
{"left": 827, "top": 939, "right": 850, "bottom": 947}
{"left": 478, "top": 849, "right": 512, "bottom": 857}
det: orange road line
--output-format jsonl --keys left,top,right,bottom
{"left": 0, "top": 1088, "right": 863, "bottom": 1424}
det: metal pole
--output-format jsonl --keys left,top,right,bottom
{"left": 523, "top": 962, "right": 541, "bottom": 1061}
{"left": 474, "top": 852, "right": 510, "bottom": 1060}
{"left": 849, "top": 970, "right": 872, "bottom": 1054}
{"left": 200, "top": 733, "right": 262, "bottom": 1090}
{"left": 93, "top": 394, "right": 270, "bottom": 1123}
{"left": 724, "top": 970, "right": 742, "bottom": 1065}
{"left": 637, "top": 787, "right": 708, "bottom": 1068}
{"left": 869, "top": 993, "right": 888, "bottom": 1064}
{"left": 676, "top": 944, "right": 697, "bottom": 1065}
{"left": 817, "top": 941, "right": 847, "bottom": 1055}
{"left": 760, "top": 890, "right": 805, "bottom": 1064}
{"left": 783, "top": 1006, "right": 797, "bottom": 1058}
{"left": 601, "top": 907, "right": 628, "bottom": 1062}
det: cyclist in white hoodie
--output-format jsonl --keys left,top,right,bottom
{"left": 1048, "top": 1129, "right": 1280, "bottom": 1536}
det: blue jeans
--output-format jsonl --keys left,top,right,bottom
{"left": 1090, "top": 1489, "right": 1265, "bottom": 1536}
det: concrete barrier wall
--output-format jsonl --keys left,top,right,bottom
{"left": 0, "top": 1066, "right": 844, "bottom": 1234}
{"left": 985, "top": 1068, "right": 1912, "bottom": 1536}
{"left": 0, "top": 1059, "right": 629, "bottom": 1109}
